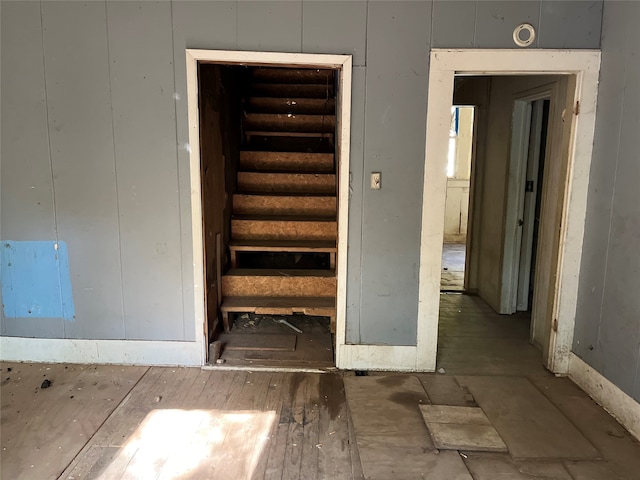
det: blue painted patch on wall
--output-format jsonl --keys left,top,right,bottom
{"left": 1, "top": 241, "right": 75, "bottom": 321}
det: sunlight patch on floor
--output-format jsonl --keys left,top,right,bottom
{"left": 96, "top": 409, "right": 276, "bottom": 479}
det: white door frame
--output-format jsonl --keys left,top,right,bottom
{"left": 502, "top": 86, "right": 554, "bottom": 315}
{"left": 516, "top": 98, "right": 546, "bottom": 312}
{"left": 502, "top": 99, "right": 534, "bottom": 314}
{"left": 185, "top": 49, "right": 352, "bottom": 366}
{"left": 417, "top": 49, "right": 600, "bottom": 373}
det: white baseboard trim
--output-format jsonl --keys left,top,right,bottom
{"left": 568, "top": 352, "right": 640, "bottom": 441}
{"left": 0, "top": 336, "right": 204, "bottom": 366}
{"left": 337, "top": 344, "right": 423, "bottom": 371}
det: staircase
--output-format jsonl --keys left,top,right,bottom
{"left": 220, "top": 67, "right": 338, "bottom": 333}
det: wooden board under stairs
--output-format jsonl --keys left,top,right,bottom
{"left": 218, "top": 333, "right": 297, "bottom": 352}
{"left": 251, "top": 83, "right": 335, "bottom": 98}
{"left": 233, "top": 193, "right": 336, "bottom": 216}
{"left": 247, "top": 97, "right": 336, "bottom": 115}
{"left": 245, "top": 113, "right": 335, "bottom": 132}
{"left": 232, "top": 215, "right": 337, "bottom": 241}
{"left": 220, "top": 296, "right": 336, "bottom": 332}
{"left": 237, "top": 172, "right": 336, "bottom": 194}
{"left": 240, "top": 151, "right": 334, "bottom": 172}
{"left": 222, "top": 268, "right": 336, "bottom": 298}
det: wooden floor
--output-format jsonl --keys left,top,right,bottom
{"left": 437, "top": 293, "right": 545, "bottom": 376}
{"left": 1, "top": 364, "right": 364, "bottom": 480}
{"left": 2, "top": 295, "right": 640, "bottom": 479}
{"left": 217, "top": 313, "right": 334, "bottom": 368}
{"left": 441, "top": 243, "right": 465, "bottom": 291}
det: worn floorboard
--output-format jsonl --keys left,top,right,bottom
{"left": 4, "top": 292, "right": 640, "bottom": 479}
{"left": 462, "top": 452, "right": 573, "bottom": 479}
{"left": 344, "top": 375, "right": 472, "bottom": 480}
{"left": 437, "top": 294, "right": 548, "bottom": 376}
{"left": 3, "top": 363, "right": 640, "bottom": 479}
{"left": 529, "top": 375, "right": 640, "bottom": 479}
{"left": 419, "top": 405, "right": 507, "bottom": 453}
{"left": 457, "top": 376, "right": 601, "bottom": 460}
{"left": 416, "top": 374, "right": 476, "bottom": 407}
{"left": 0, "top": 362, "right": 147, "bottom": 480}
{"left": 219, "top": 333, "right": 297, "bottom": 352}
{"left": 219, "top": 314, "right": 333, "bottom": 368}
{"left": 55, "top": 369, "right": 360, "bottom": 480}
{"left": 441, "top": 243, "right": 465, "bottom": 291}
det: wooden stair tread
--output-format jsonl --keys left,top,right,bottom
{"left": 237, "top": 169, "right": 335, "bottom": 175}
{"left": 232, "top": 214, "right": 336, "bottom": 222}
{"left": 239, "top": 150, "right": 334, "bottom": 172}
{"left": 233, "top": 194, "right": 336, "bottom": 216}
{"left": 248, "top": 97, "right": 335, "bottom": 114}
{"left": 245, "top": 131, "right": 334, "bottom": 138}
{"left": 232, "top": 218, "right": 337, "bottom": 241}
{"left": 251, "top": 83, "right": 335, "bottom": 98}
{"left": 245, "top": 113, "right": 335, "bottom": 133}
{"left": 234, "top": 191, "right": 336, "bottom": 198}
{"left": 229, "top": 239, "right": 336, "bottom": 250}
{"left": 237, "top": 172, "right": 336, "bottom": 179}
{"left": 252, "top": 68, "right": 335, "bottom": 84}
{"left": 246, "top": 113, "right": 335, "bottom": 120}
{"left": 237, "top": 172, "right": 336, "bottom": 195}
{"left": 221, "top": 296, "right": 335, "bottom": 309}
{"left": 225, "top": 268, "right": 335, "bottom": 277}
{"left": 241, "top": 151, "right": 333, "bottom": 160}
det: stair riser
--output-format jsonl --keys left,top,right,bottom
{"left": 233, "top": 195, "right": 336, "bottom": 216}
{"left": 245, "top": 113, "right": 335, "bottom": 133}
{"left": 252, "top": 69, "right": 335, "bottom": 84}
{"left": 252, "top": 83, "right": 335, "bottom": 99}
{"left": 248, "top": 97, "right": 335, "bottom": 115}
{"left": 222, "top": 276, "right": 336, "bottom": 297}
{"left": 240, "top": 151, "right": 334, "bottom": 172}
{"left": 232, "top": 220, "right": 337, "bottom": 241}
{"left": 237, "top": 173, "right": 336, "bottom": 194}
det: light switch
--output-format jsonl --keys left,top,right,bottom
{"left": 371, "top": 172, "right": 381, "bottom": 190}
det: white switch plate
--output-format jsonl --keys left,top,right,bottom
{"left": 371, "top": 172, "right": 381, "bottom": 190}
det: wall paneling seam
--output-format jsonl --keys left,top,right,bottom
{"left": 104, "top": 0, "right": 128, "bottom": 338}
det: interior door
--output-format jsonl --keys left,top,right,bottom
{"left": 516, "top": 100, "right": 545, "bottom": 311}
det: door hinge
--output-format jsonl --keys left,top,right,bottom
{"left": 574, "top": 101, "right": 580, "bottom": 115}
{"left": 552, "top": 318, "right": 558, "bottom": 332}
{"left": 525, "top": 180, "right": 534, "bottom": 192}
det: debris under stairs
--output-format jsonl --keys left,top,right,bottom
{"left": 221, "top": 67, "right": 338, "bottom": 334}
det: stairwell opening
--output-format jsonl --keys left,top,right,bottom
{"left": 198, "top": 62, "right": 340, "bottom": 368}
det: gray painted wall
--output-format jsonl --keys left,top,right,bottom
{"left": 574, "top": 1, "right": 640, "bottom": 402}
{"left": 1, "top": 1, "right": 602, "bottom": 344}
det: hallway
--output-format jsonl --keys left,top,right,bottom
{"left": 437, "top": 293, "right": 542, "bottom": 376}
{"left": 441, "top": 243, "right": 466, "bottom": 291}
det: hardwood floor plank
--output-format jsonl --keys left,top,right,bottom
{"left": 0, "top": 362, "right": 147, "bottom": 480}
{"left": 300, "top": 375, "right": 321, "bottom": 480}
{"left": 251, "top": 372, "right": 286, "bottom": 480}
{"left": 344, "top": 375, "right": 472, "bottom": 479}
{"left": 317, "top": 373, "right": 353, "bottom": 479}
{"left": 281, "top": 373, "right": 309, "bottom": 480}
{"left": 262, "top": 373, "right": 295, "bottom": 480}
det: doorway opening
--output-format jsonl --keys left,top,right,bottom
{"left": 437, "top": 75, "right": 558, "bottom": 373}
{"left": 441, "top": 106, "right": 475, "bottom": 293}
{"left": 418, "top": 49, "right": 600, "bottom": 374}
{"left": 186, "top": 51, "right": 352, "bottom": 369}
